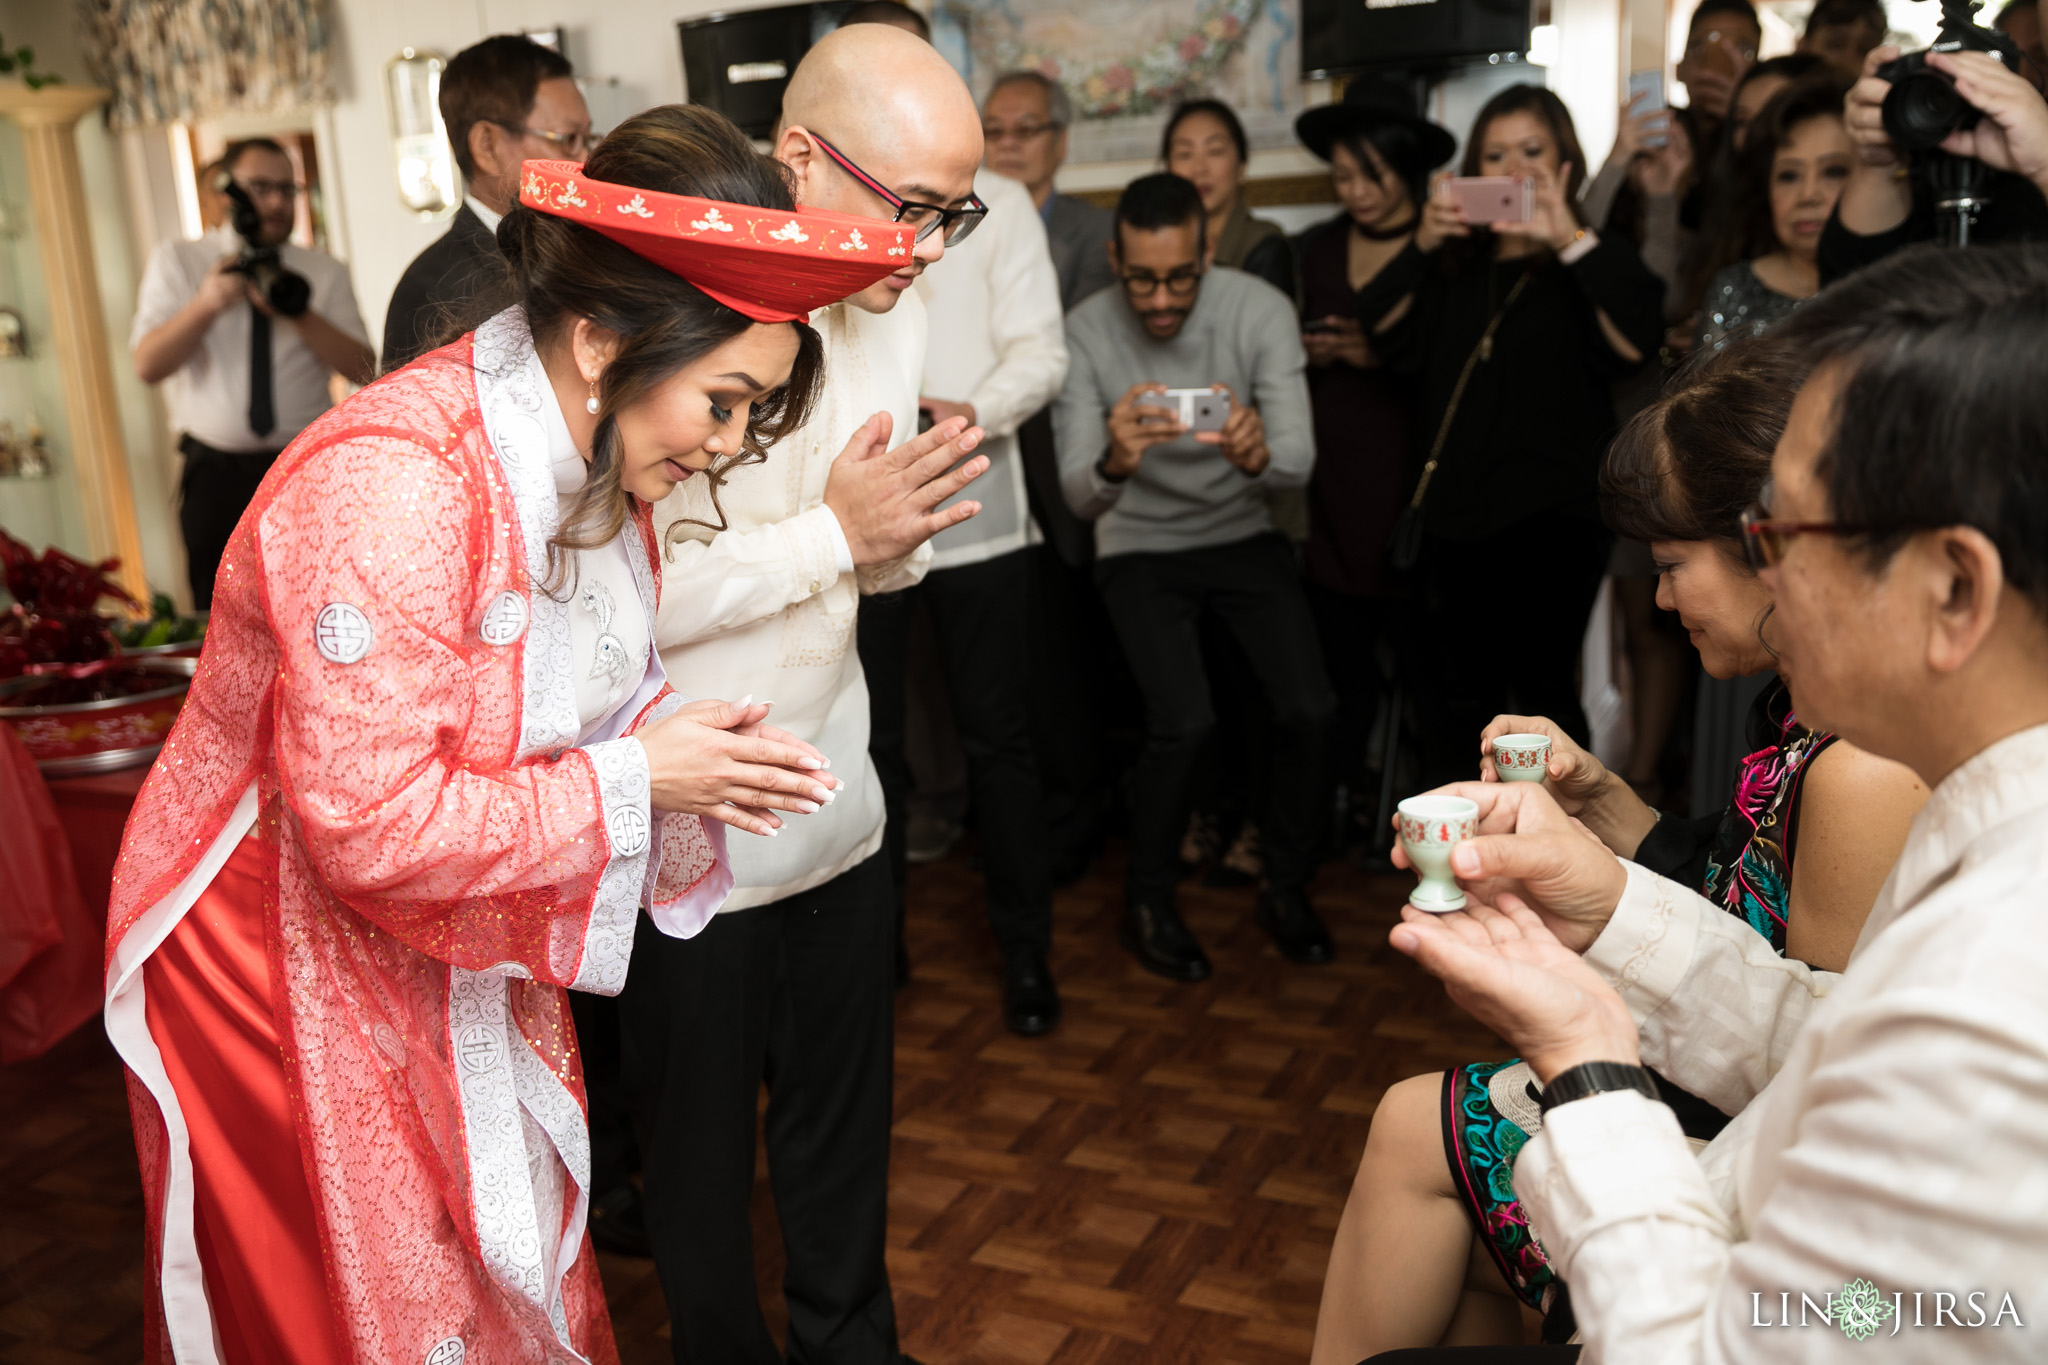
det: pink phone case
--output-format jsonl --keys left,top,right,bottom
{"left": 1445, "top": 176, "right": 1532, "bottom": 225}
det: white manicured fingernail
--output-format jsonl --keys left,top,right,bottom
{"left": 766, "top": 824, "right": 780, "bottom": 837}
{"left": 800, "top": 757, "right": 824, "bottom": 769}
{"left": 735, "top": 694, "right": 753, "bottom": 708}
{"left": 795, "top": 800, "right": 820, "bottom": 814}
{"left": 811, "top": 785, "right": 833, "bottom": 803}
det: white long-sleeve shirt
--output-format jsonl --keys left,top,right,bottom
{"left": 915, "top": 168, "right": 1068, "bottom": 570}
{"left": 1514, "top": 721, "right": 2048, "bottom": 1361}
{"left": 652, "top": 293, "right": 928, "bottom": 909}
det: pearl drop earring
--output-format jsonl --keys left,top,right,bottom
{"left": 585, "top": 381, "right": 600, "bottom": 416}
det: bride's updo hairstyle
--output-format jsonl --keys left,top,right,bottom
{"left": 493, "top": 103, "right": 825, "bottom": 588}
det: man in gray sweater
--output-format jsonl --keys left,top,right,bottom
{"left": 1056, "top": 172, "right": 1335, "bottom": 980}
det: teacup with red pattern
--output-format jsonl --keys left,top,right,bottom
{"left": 1397, "top": 794, "right": 1479, "bottom": 912}
{"left": 1491, "top": 733, "right": 1552, "bottom": 783}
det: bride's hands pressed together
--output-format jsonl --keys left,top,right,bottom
{"left": 635, "top": 698, "right": 843, "bottom": 836}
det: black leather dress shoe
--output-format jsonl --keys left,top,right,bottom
{"left": 1120, "top": 900, "right": 1213, "bottom": 981}
{"left": 1002, "top": 948, "right": 1061, "bottom": 1036}
{"left": 586, "top": 1183, "right": 652, "bottom": 1258}
{"left": 1257, "top": 886, "right": 1335, "bottom": 965}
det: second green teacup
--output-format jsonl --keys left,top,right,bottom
{"left": 1493, "top": 734, "right": 1551, "bottom": 783}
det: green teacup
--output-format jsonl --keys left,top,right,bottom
{"left": 1492, "top": 733, "right": 1551, "bottom": 784}
{"left": 1398, "top": 794, "right": 1479, "bottom": 912}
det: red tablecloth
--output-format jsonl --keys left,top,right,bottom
{"left": 0, "top": 722, "right": 145, "bottom": 1062}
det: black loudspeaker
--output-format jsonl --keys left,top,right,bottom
{"left": 677, "top": 2, "right": 855, "bottom": 139}
{"left": 1302, "top": 0, "right": 1532, "bottom": 77}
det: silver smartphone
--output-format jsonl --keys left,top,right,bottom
{"left": 1628, "top": 70, "right": 1668, "bottom": 149}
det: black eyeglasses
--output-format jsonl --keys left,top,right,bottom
{"left": 1120, "top": 267, "right": 1204, "bottom": 298}
{"left": 808, "top": 132, "right": 988, "bottom": 246}
{"left": 492, "top": 121, "right": 604, "bottom": 157}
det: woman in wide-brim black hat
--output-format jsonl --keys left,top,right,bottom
{"left": 1290, "top": 79, "right": 1457, "bottom": 835}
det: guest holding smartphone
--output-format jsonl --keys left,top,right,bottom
{"left": 1293, "top": 81, "right": 1455, "bottom": 845}
{"left": 1355, "top": 85, "right": 1664, "bottom": 789}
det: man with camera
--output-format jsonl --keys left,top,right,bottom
{"left": 1825, "top": 7, "right": 2048, "bottom": 274}
{"left": 1054, "top": 172, "right": 1332, "bottom": 982}
{"left": 132, "top": 138, "right": 373, "bottom": 609}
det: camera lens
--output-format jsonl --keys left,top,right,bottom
{"left": 1882, "top": 68, "right": 1970, "bottom": 150}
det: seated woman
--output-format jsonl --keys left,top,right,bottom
{"left": 1306, "top": 343, "right": 1928, "bottom": 1363}
{"left": 1695, "top": 76, "right": 1854, "bottom": 354}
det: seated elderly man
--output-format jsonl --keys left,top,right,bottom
{"left": 1375, "top": 243, "right": 2048, "bottom": 1362}
{"left": 1055, "top": 172, "right": 1332, "bottom": 980}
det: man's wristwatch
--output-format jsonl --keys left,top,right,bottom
{"left": 1536, "top": 1060, "right": 1659, "bottom": 1114}
{"left": 1096, "top": 446, "right": 1129, "bottom": 484}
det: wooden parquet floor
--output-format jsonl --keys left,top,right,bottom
{"left": 0, "top": 840, "right": 1504, "bottom": 1365}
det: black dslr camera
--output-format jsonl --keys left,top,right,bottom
{"left": 1876, "top": 0, "right": 2026, "bottom": 243}
{"left": 1879, "top": 1, "right": 2023, "bottom": 150}
{"left": 219, "top": 176, "right": 311, "bottom": 318}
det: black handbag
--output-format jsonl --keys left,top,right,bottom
{"left": 1389, "top": 272, "right": 1530, "bottom": 571}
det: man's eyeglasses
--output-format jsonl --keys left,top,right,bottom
{"left": 1738, "top": 497, "right": 1868, "bottom": 569}
{"left": 1120, "top": 268, "right": 1204, "bottom": 298}
{"left": 808, "top": 132, "right": 988, "bottom": 246}
{"left": 494, "top": 122, "right": 604, "bottom": 157}
{"left": 982, "top": 120, "right": 1062, "bottom": 145}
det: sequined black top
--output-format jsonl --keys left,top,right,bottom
{"left": 1693, "top": 261, "right": 1805, "bottom": 355}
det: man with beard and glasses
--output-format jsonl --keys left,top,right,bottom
{"left": 1054, "top": 171, "right": 1332, "bottom": 983}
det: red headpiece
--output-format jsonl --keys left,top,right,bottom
{"left": 518, "top": 159, "right": 912, "bottom": 323}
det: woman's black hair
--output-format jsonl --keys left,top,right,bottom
{"left": 1771, "top": 243, "right": 2048, "bottom": 614}
{"left": 1161, "top": 98, "right": 1250, "bottom": 165}
{"left": 479, "top": 103, "right": 825, "bottom": 591}
{"left": 1603, "top": 338, "right": 1802, "bottom": 565}
{"left": 1330, "top": 122, "right": 1434, "bottom": 215}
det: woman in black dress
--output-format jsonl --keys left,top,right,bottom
{"left": 1354, "top": 84, "right": 1665, "bottom": 788}
{"left": 1293, "top": 81, "right": 1456, "bottom": 840}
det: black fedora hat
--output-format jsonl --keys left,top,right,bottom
{"left": 1295, "top": 77, "right": 1456, "bottom": 170}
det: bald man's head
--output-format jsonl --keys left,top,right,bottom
{"left": 776, "top": 24, "right": 983, "bottom": 312}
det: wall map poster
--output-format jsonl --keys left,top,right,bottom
{"left": 933, "top": 0, "right": 1306, "bottom": 162}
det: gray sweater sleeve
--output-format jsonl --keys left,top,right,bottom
{"left": 1054, "top": 313, "right": 1121, "bottom": 521}
{"left": 1245, "top": 290, "right": 1314, "bottom": 492}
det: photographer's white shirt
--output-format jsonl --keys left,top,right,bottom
{"left": 1514, "top": 722, "right": 2048, "bottom": 1360}
{"left": 131, "top": 225, "right": 369, "bottom": 453}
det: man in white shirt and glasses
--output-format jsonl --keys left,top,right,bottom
{"left": 382, "top": 34, "right": 597, "bottom": 371}
{"left": 1376, "top": 244, "right": 2048, "bottom": 1362}
{"left": 132, "top": 138, "right": 373, "bottom": 609}
{"left": 625, "top": 24, "right": 989, "bottom": 1365}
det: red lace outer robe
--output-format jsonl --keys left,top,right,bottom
{"left": 104, "top": 309, "right": 732, "bottom": 1365}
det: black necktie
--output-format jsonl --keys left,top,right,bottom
{"left": 248, "top": 303, "right": 275, "bottom": 439}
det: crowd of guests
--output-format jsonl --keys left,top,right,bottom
{"left": 118, "top": 0, "right": 2048, "bottom": 1358}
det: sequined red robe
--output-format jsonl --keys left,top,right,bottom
{"left": 105, "top": 309, "right": 731, "bottom": 1365}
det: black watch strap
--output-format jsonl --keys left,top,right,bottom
{"left": 1537, "top": 1060, "right": 1659, "bottom": 1114}
{"left": 1095, "top": 446, "right": 1129, "bottom": 484}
